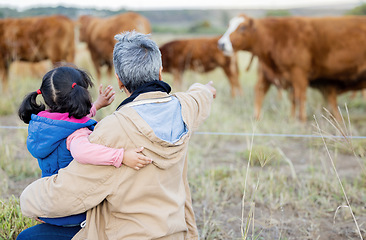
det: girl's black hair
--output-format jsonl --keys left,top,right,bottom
{"left": 18, "top": 66, "right": 94, "bottom": 124}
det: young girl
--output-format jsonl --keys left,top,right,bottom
{"left": 18, "top": 66, "right": 152, "bottom": 227}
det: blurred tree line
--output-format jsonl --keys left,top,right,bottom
{"left": 346, "top": 3, "right": 366, "bottom": 15}
{"left": 265, "top": 9, "right": 291, "bottom": 17}
{"left": 0, "top": 6, "right": 227, "bottom": 34}
{"left": 0, "top": 3, "right": 364, "bottom": 34}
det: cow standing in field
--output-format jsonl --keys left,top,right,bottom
{"left": 256, "top": 60, "right": 366, "bottom": 121}
{"left": 78, "top": 12, "right": 151, "bottom": 83}
{"left": 218, "top": 14, "right": 366, "bottom": 121}
{"left": 160, "top": 37, "right": 243, "bottom": 97}
{"left": 253, "top": 54, "right": 366, "bottom": 121}
{"left": 0, "top": 15, "right": 75, "bottom": 92}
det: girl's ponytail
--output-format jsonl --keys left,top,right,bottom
{"left": 67, "top": 83, "right": 92, "bottom": 119}
{"left": 18, "top": 66, "right": 94, "bottom": 121}
{"left": 18, "top": 91, "right": 45, "bottom": 124}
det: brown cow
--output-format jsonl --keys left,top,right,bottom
{"left": 78, "top": 12, "right": 151, "bottom": 83}
{"left": 0, "top": 15, "right": 75, "bottom": 92}
{"left": 218, "top": 14, "right": 366, "bottom": 121}
{"left": 160, "top": 36, "right": 242, "bottom": 97}
{"left": 255, "top": 60, "right": 366, "bottom": 121}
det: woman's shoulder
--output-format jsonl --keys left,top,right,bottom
{"left": 88, "top": 112, "right": 127, "bottom": 147}
{"left": 90, "top": 112, "right": 122, "bottom": 135}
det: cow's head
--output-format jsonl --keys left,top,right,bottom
{"left": 218, "top": 14, "right": 254, "bottom": 56}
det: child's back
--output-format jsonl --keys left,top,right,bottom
{"left": 19, "top": 65, "right": 151, "bottom": 227}
{"left": 19, "top": 66, "right": 96, "bottom": 227}
{"left": 27, "top": 112, "right": 96, "bottom": 177}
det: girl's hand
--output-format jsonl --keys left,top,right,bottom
{"left": 94, "top": 84, "right": 115, "bottom": 110}
{"left": 123, "top": 147, "right": 152, "bottom": 170}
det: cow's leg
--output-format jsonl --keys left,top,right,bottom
{"left": 291, "top": 68, "right": 308, "bottom": 122}
{"left": 0, "top": 61, "right": 9, "bottom": 93}
{"left": 254, "top": 68, "right": 271, "bottom": 120}
{"left": 66, "top": 43, "right": 75, "bottom": 64}
{"left": 289, "top": 89, "right": 296, "bottom": 119}
{"left": 276, "top": 87, "right": 283, "bottom": 100}
{"left": 106, "top": 63, "right": 114, "bottom": 82}
{"left": 172, "top": 69, "right": 183, "bottom": 91}
{"left": 89, "top": 52, "right": 102, "bottom": 85}
{"left": 322, "top": 86, "right": 342, "bottom": 121}
{"left": 350, "top": 89, "right": 366, "bottom": 99}
{"left": 350, "top": 91, "right": 357, "bottom": 99}
{"left": 1, "top": 69, "right": 8, "bottom": 93}
{"left": 223, "top": 59, "right": 242, "bottom": 98}
{"left": 362, "top": 89, "right": 366, "bottom": 99}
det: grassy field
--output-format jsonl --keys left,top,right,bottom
{"left": 1, "top": 34, "right": 366, "bottom": 239}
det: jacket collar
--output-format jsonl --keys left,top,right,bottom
{"left": 116, "top": 80, "right": 171, "bottom": 110}
{"left": 117, "top": 92, "right": 171, "bottom": 110}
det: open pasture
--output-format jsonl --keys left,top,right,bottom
{"left": 0, "top": 34, "right": 366, "bottom": 239}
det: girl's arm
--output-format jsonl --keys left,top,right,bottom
{"left": 87, "top": 104, "right": 97, "bottom": 118}
{"left": 67, "top": 128, "right": 152, "bottom": 169}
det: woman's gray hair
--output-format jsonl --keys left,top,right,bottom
{"left": 113, "top": 31, "right": 162, "bottom": 93}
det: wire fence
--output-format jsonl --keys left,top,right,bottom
{"left": 1, "top": 125, "right": 366, "bottom": 139}
{"left": 0, "top": 126, "right": 27, "bottom": 129}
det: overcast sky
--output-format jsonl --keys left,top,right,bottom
{"left": 0, "top": 0, "right": 363, "bottom": 10}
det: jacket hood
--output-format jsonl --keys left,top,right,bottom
{"left": 116, "top": 93, "right": 191, "bottom": 170}
{"left": 27, "top": 114, "right": 97, "bottom": 159}
{"left": 119, "top": 110, "right": 190, "bottom": 170}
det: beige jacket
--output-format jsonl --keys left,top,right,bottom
{"left": 20, "top": 83, "right": 213, "bottom": 240}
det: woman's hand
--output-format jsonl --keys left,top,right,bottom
{"left": 205, "top": 81, "right": 217, "bottom": 99}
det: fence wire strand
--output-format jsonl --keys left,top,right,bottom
{"left": 2, "top": 125, "right": 366, "bottom": 139}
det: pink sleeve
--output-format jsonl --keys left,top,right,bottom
{"left": 86, "top": 104, "right": 97, "bottom": 118}
{"left": 66, "top": 128, "right": 124, "bottom": 168}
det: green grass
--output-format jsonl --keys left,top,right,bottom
{"left": 0, "top": 196, "right": 37, "bottom": 240}
{"left": 239, "top": 145, "right": 284, "bottom": 167}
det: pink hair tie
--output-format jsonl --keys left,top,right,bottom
{"left": 37, "top": 89, "right": 42, "bottom": 95}
{"left": 72, "top": 83, "right": 77, "bottom": 88}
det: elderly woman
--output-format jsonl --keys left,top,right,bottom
{"left": 18, "top": 31, "right": 216, "bottom": 240}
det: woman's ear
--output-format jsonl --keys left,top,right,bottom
{"left": 159, "top": 67, "right": 163, "bottom": 81}
{"left": 115, "top": 73, "right": 124, "bottom": 89}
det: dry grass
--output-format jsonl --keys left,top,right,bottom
{"left": 0, "top": 34, "right": 366, "bottom": 239}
